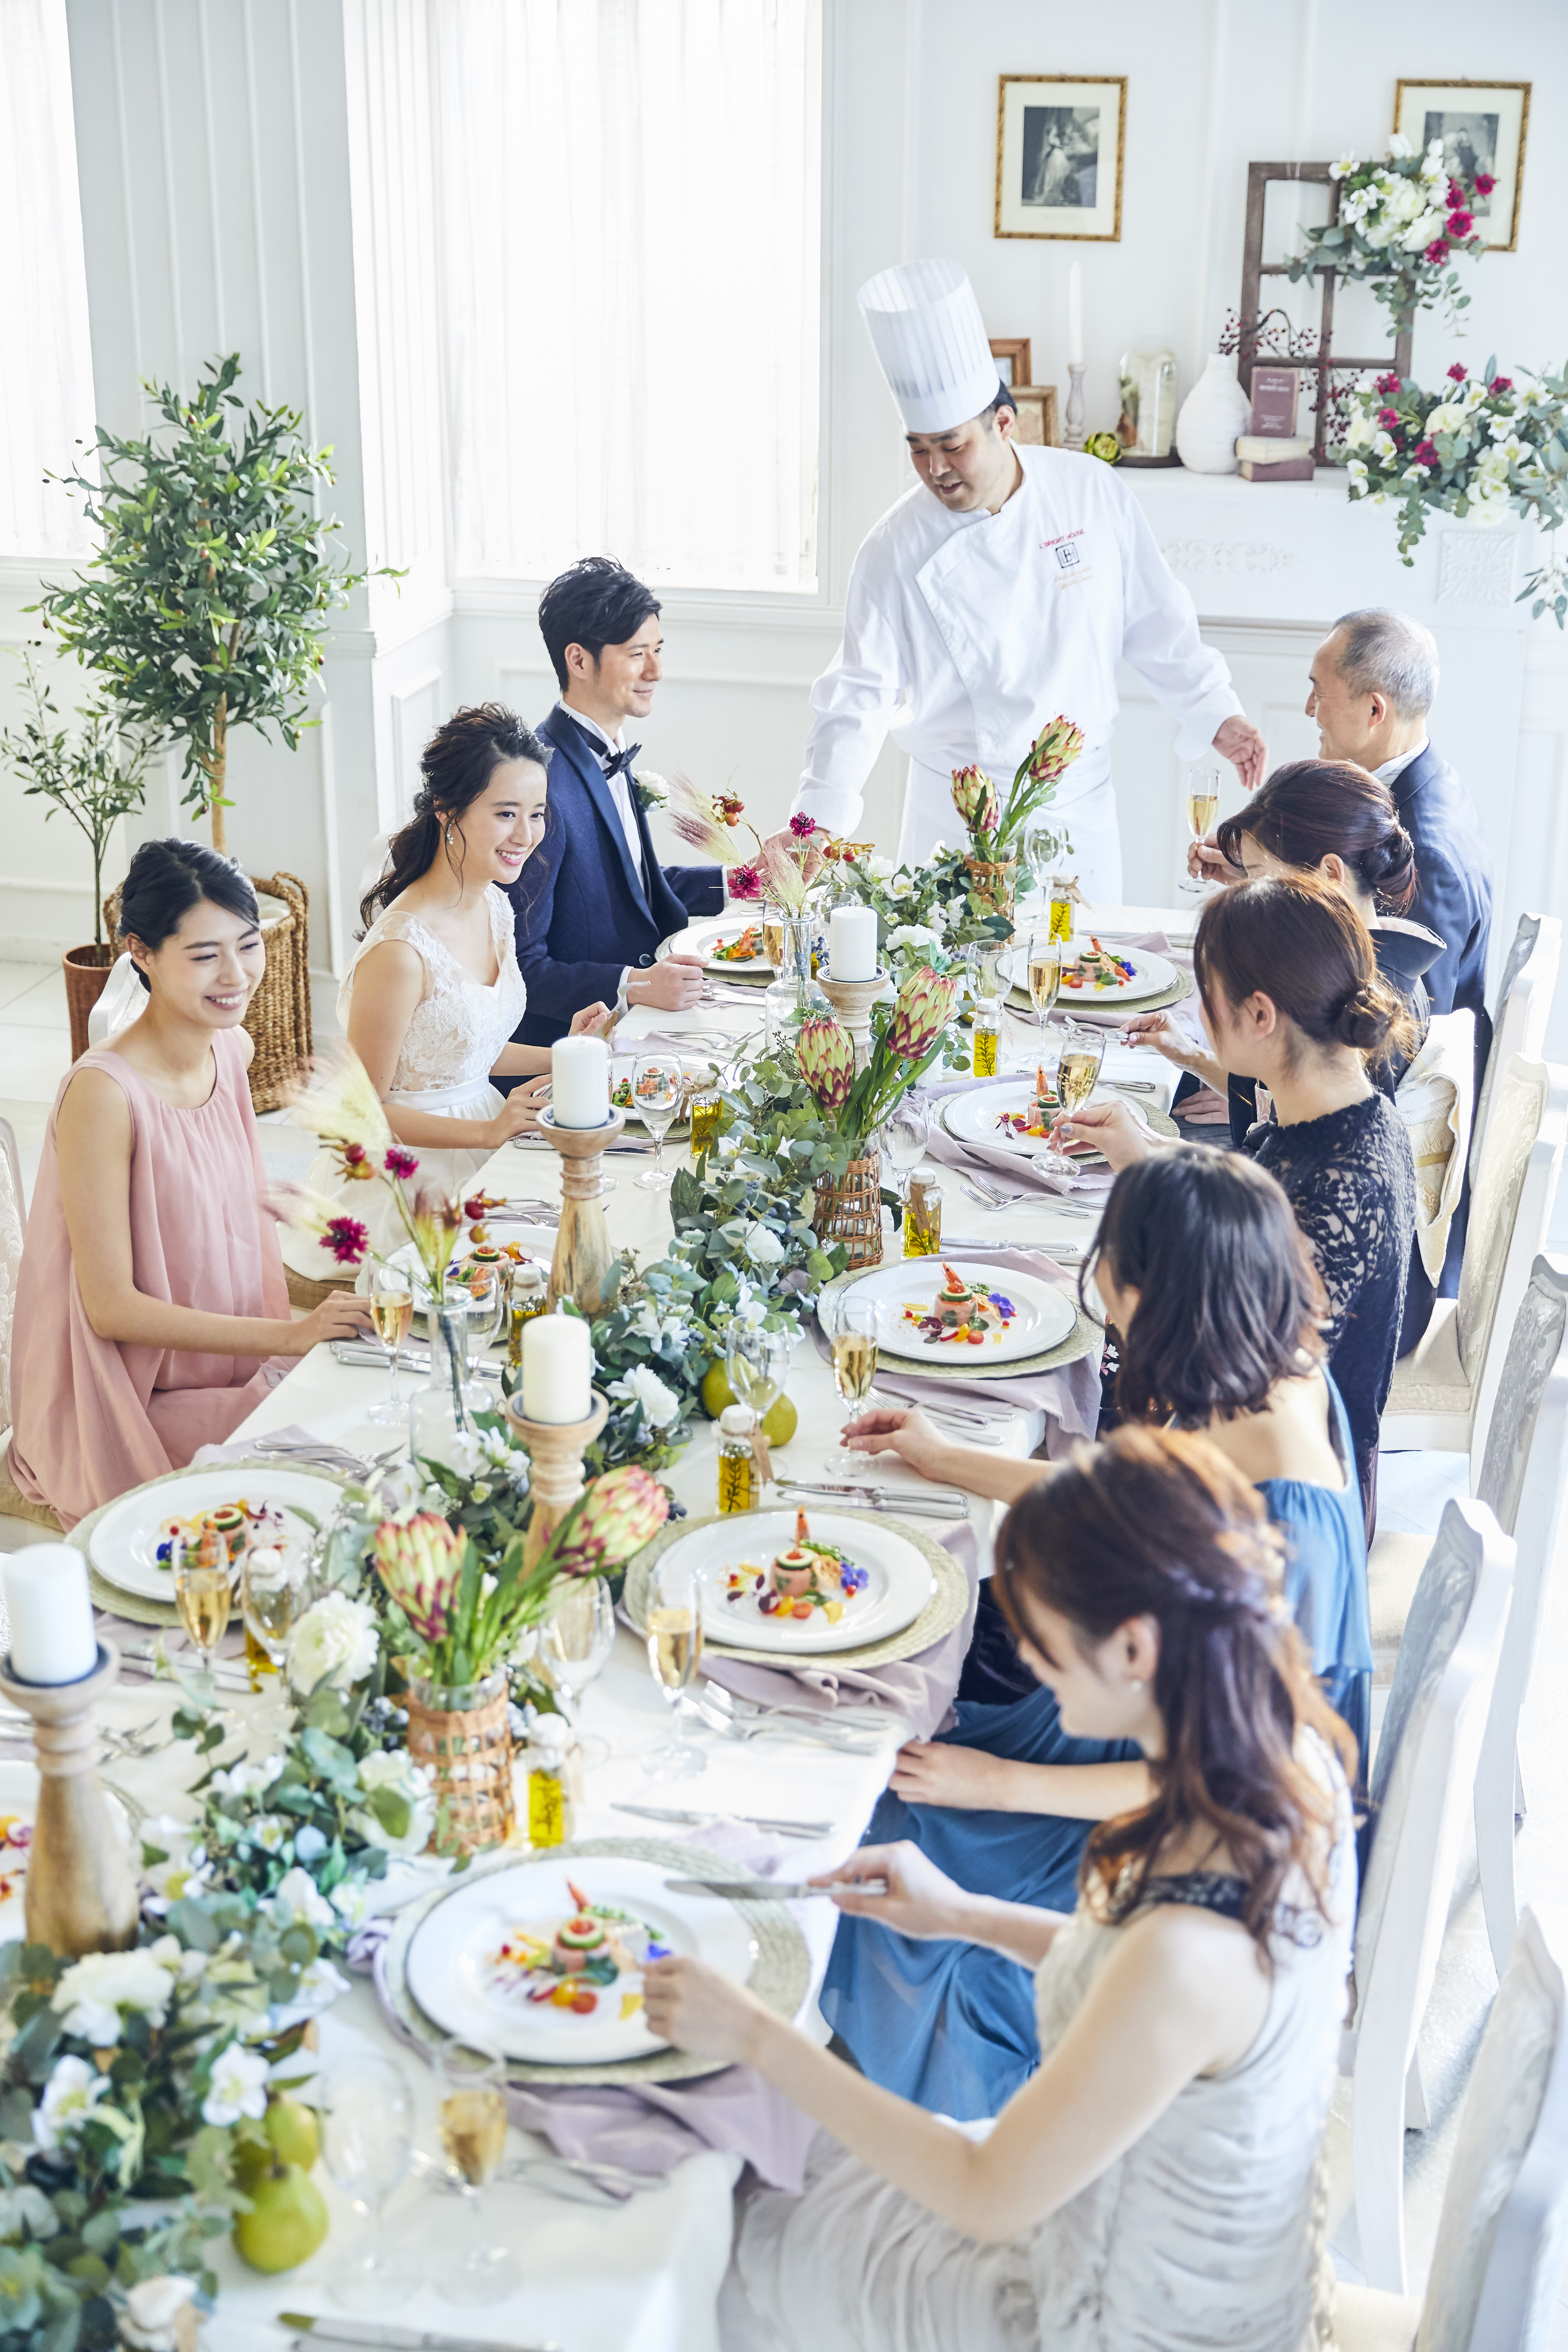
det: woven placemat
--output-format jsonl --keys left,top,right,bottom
{"left": 1007, "top": 966, "right": 1194, "bottom": 1017}
{"left": 66, "top": 1459, "right": 349, "bottom": 1629}
{"left": 624, "top": 1507, "right": 967, "bottom": 1671}
{"left": 380, "top": 1837, "right": 811, "bottom": 2086}
{"left": 817, "top": 1265, "right": 1103, "bottom": 1385}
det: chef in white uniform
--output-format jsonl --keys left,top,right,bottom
{"left": 789, "top": 259, "right": 1266, "bottom": 895}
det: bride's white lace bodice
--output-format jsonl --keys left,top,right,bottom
{"left": 340, "top": 889, "right": 526, "bottom": 1098}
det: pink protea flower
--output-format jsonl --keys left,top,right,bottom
{"left": 384, "top": 1146, "right": 419, "bottom": 1180}
{"left": 796, "top": 1014, "right": 856, "bottom": 1114}
{"left": 885, "top": 963, "right": 961, "bottom": 1062}
{"left": 950, "top": 765, "right": 999, "bottom": 837}
{"left": 1025, "top": 715, "right": 1086, "bottom": 783}
{"left": 551, "top": 1466, "right": 670, "bottom": 1577}
{"left": 789, "top": 812, "right": 818, "bottom": 838}
{"left": 324, "top": 1217, "right": 369, "bottom": 1266}
{"left": 373, "top": 1513, "right": 465, "bottom": 1642}
{"left": 727, "top": 862, "right": 762, "bottom": 900}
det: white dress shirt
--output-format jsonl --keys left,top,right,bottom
{"left": 1374, "top": 739, "right": 1430, "bottom": 791}
{"left": 555, "top": 700, "right": 646, "bottom": 884}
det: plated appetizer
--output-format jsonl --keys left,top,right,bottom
{"left": 487, "top": 1878, "right": 671, "bottom": 2022}
{"left": 723, "top": 1508, "right": 870, "bottom": 1623}
{"left": 710, "top": 924, "right": 765, "bottom": 963}
{"left": 155, "top": 1498, "right": 283, "bottom": 1572}
{"left": 1059, "top": 937, "right": 1137, "bottom": 993}
{"left": 901, "top": 1266, "right": 1018, "bottom": 1348}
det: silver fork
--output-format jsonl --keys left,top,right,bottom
{"left": 684, "top": 1693, "right": 878, "bottom": 1752}
{"left": 959, "top": 1174, "right": 1094, "bottom": 1216}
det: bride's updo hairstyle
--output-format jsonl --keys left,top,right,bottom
{"left": 118, "top": 839, "right": 260, "bottom": 992}
{"left": 361, "top": 703, "right": 554, "bottom": 928}
{"left": 994, "top": 1426, "right": 1346, "bottom": 1959}
{"left": 1193, "top": 872, "right": 1417, "bottom": 1065}
{"left": 1216, "top": 759, "right": 1418, "bottom": 913}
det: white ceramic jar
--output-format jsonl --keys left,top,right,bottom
{"left": 1175, "top": 353, "right": 1251, "bottom": 475}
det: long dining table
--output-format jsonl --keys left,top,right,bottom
{"left": 70, "top": 913, "right": 1186, "bottom": 2352}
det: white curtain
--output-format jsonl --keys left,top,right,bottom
{"left": 0, "top": 0, "right": 96, "bottom": 560}
{"left": 433, "top": 0, "right": 822, "bottom": 593}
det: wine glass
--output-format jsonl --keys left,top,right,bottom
{"left": 644, "top": 1552, "right": 706, "bottom": 1781}
{"left": 1181, "top": 761, "right": 1222, "bottom": 894}
{"left": 823, "top": 1290, "right": 879, "bottom": 1478}
{"left": 726, "top": 1321, "right": 794, "bottom": 1426}
{"left": 320, "top": 2053, "right": 418, "bottom": 2311}
{"left": 171, "top": 1535, "right": 233, "bottom": 1684}
{"left": 367, "top": 1263, "right": 415, "bottom": 1426}
{"left": 1021, "top": 812, "right": 1061, "bottom": 904}
{"left": 632, "top": 1053, "right": 683, "bottom": 1191}
{"left": 537, "top": 1579, "right": 617, "bottom": 1752}
{"left": 1026, "top": 929, "right": 1062, "bottom": 1061}
{"left": 433, "top": 2041, "right": 521, "bottom": 2307}
{"left": 761, "top": 901, "right": 787, "bottom": 975}
{"left": 1040, "top": 1021, "right": 1106, "bottom": 1177}
{"left": 881, "top": 1097, "right": 929, "bottom": 1208}
{"left": 239, "top": 1535, "right": 310, "bottom": 1685}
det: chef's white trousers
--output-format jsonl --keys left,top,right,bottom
{"left": 897, "top": 760, "right": 1125, "bottom": 902}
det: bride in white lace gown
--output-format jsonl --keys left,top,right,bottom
{"left": 643, "top": 1430, "right": 1358, "bottom": 2352}
{"left": 283, "top": 707, "right": 610, "bottom": 1280}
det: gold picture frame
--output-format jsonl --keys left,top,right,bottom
{"left": 1392, "top": 79, "right": 1530, "bottom": 252}
{"left": 995, "top": 75, "right": 1126, "bottom": 243}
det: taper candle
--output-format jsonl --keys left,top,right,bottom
{"left": 522, "top": 1312, "right": 593, "bottom": 1422}
{"left": 828, "top": 906, "right": 878, "bottom": 983}
{"left": 6, "top": 1548, "right": 98, "bottom": 1684}
{"left": 1068, "top": 264, "right": 1083, "bottom": 367}
{"left": 550, "top": 1036, "right": 610, "bottom": 1128}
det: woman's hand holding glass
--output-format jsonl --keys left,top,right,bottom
{"left": 1048, "top": 1096, "right": 1162, "bottom": 1172}
{"left": 839, "top": 1401, "right": 952, "bottom": 1479}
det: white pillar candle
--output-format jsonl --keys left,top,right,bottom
{"left": 1068, "top": 263, "right": 1083, "bottom": 367}
{"left": 550, "top": 1035, "right": 610, "bottom": 1128}
{"left": 6, "top": 1547, "right": 99, "bottom": 1684}
{"left": 521, "top": 1311, "right": 593, "bottom": 1423}
{"left": 829, "top": 905, "right": 878, "bottom": 982}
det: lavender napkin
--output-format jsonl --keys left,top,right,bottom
{"left": 190, "top": 1424, "right": 369, "bottom": 1478}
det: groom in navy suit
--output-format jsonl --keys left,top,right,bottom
{"left": 507, "top": 557, "right": 725, "bottom": 1049}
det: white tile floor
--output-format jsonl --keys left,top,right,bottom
{"left": 3, "top": 983, "right": 1567, "bottom": 2327}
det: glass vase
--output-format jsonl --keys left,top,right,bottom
{"left": 408, "top": 1301, "right": 492, "bottom": 1470}
{"left": 763, "top": 913, "right": 831, "bottom": 1052}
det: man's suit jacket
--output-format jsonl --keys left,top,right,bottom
{"left": 1392, "top": 742, "right": 1493, "bottom": 1079}
{"left": 508, "top": 707, "right": 724, "bottom": 1048}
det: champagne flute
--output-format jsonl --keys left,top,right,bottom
{"left": 321, "top": 2054, "right": 417, "bottom": 2311}
{"left": 824, "top": 1291, "right": 879, "bottom": 1477}
{"left": 433, "top": 2041, "right": 520, "bottom": 2307}
{"left": 171, "top": 1534, "right": 233, "bottom": 1684}
{"left": 726, "top": 1321, "right": 794, "bottom": 1426}
{"left": 367, "top": 1263, "right": 415, "bottom": 1426}
{"left": 1181, "top": 761, "right": 1222, "bottom": 894}
{"left": 537, "top": 1578, "right": 617, "bottom": 1761}
{"left": 882, "top": 1097, "right": 929, "bottom": 1209}
{"left": 761, "top": 900, "right": 787, "bottom": 975}
{"left": 644, "top": 1553, "right": 706, "bottom": 1781}
{"left": 1026, "top": 929, "right": 1062, "bottom": 1063}
{"left": 1041, "top": 1021, "right": 1106, "bottom": 1176}
{"left": 1021, "top": 812, "right": 1060, "bottom": 904}
{"left": 239, "top": 1537, "right": 307, "bottom": 1683}
{"left": 632, "top": 1053, "right": 683, "bottom": 1191}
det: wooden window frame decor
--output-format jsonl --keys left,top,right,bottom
{"left": 1239, "top": 162, "right": 1413, "bottom": 463}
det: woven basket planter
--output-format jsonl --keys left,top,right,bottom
{"left": 104, "top": 868, "right": 313, "bottom": 1112}
{"left": 963, "top": 855, "right": 1018, "bottom": 925}
{"left": 814, "top": 1151, "right": 883, "bottom": 1270}
{"left": 405, "top": 1669, "right": 518, "bottom": 1857}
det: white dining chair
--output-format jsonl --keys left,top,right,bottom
{"left": 1382, "top": 1056, "right": 1567, "bottom": 1473}
{"left": 1470, "top": 912, "right": 1561, "bottom": 1189}
{"left": 1334, "top": 1904, "right": 1568, "bottom": 2352}
{"left": 1342, "top": 1498, "right": 1514, "bottom": 2295}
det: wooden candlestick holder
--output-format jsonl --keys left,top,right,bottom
{"left": 0, "top": 1643, "right": 139, "bottom": 1956}
{"left": 504, "top": 1389, "right": 611, "bottom": 1570}
{"left": 537, "top": 1107, "right": 628, "bottom": 1313}
{"left": 818, "top": 971, "right": 890, "bottom": 1072}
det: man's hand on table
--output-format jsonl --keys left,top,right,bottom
{"left": 628, "top": 956, "right": 708, "bottom": 1013}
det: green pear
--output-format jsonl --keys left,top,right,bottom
{"left": 264, "top": 2094, "right": 320, "bottom": 2173}
{"left": 234, "top": 2162, "right": 330, "bottom": 2273}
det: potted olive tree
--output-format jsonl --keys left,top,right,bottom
{"left": 0, "top": 650, "right": 155, "bottom": 1057}
{"left": 36, "top": 352, "right": 389, "bottom": 854}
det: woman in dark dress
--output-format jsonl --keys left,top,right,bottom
{"left": 818, "top": 1152, "right": 1369, "bottom": 2119}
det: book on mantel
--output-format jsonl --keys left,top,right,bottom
{"left": 1236, "top": 432, "right": 1314, "bottom": 483}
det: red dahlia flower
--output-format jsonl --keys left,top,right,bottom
{"left": 325, "top": 1216, "right": 369, "bottom": 1266}
{"left": 385, "top": 1146, "right": 419, "bottom": 1179}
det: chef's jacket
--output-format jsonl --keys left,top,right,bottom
{"left": 794, "top": 446, "right": 1242, "bottom": 896}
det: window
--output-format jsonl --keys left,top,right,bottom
{"left": 432, "top": 0, "right": 822, "bottom": 592}
{"left": 0, "top": 0, "right": 96, "bottom": 561}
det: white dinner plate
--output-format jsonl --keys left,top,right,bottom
{"left": 87, "top": 1468, "right": 343, "bottom": 1604}
{"left": 1004, "top": 940, "right": 1179, "bottom": 1006}
{"left": 405, "top": 1854, "right": 759, "bottom": 2064}
{"left": 659, "top": 1508, "right": 935, "bottom": 1656}
{"left": 941, "top": 1080, "right": 1149, "bottom": 1158}
{"left": 665, "top": 915, "right": 773, "bottom": 976}
{"left": 835, "top": 1258, "right": 1077, "bottom": 1366}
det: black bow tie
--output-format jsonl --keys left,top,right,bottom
{"left": 601, "top": 741, "right": 642, "bottom": 779}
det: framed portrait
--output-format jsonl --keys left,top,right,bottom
{"left": 1393, "top": 80, "right": 1530, "bottom": 251}
{"left": 995, "top": 75, "right": 1126, "bottom": 243}
{"left": 1008, "top": 386, "right": 1060, "bottom": 448}
{"left": 989, "top": 337, "right": 1032, "bottom": 388}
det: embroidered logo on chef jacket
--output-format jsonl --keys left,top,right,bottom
{"left": 1054, "top": 542, "right": 1081, "bottom": 570}
{"left": 1039, "top": 526, "right": 1095, "bottom": 592}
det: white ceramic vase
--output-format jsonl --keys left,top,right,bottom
{"left": 1175, "top": 353, "right": 1250, "bottom": 475}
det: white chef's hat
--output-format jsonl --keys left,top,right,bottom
{"left": 858, "top": 258, "right": 999, "bottom": 433}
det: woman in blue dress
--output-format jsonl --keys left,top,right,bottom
{"left": 819, "top": 1150, "right": 1369, "bottom": 2119}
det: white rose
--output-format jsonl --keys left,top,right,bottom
{"left": 609, "top": 1361, "right": 682, "bottom": 1428}
{"left": 354, "top": 1751, "right": 437, "bottom": 1857}
{"left": 33, "top": 2054, "right": 110, "bottom": 2152}
{"left": 287, "top": 1591, "right": 379, "bottom": 1696}
{"left": 1344, "top": 412, "right": 1376, "bottom": 451}
{"left": 200, "top": 2041, "right": 270, "bottom": 2128}
{"left": 271, "top": 1865, "right": 336, "bottom": 1933}
{"left": 743, "top": 1223, "right": 785, "bottom": 1267}
{"left": 886, "top": 924, "right": 938, "bottom": 954}
{"left": 1401, "top": 210, "right": 1442, "bottom": 250}
{"left": 1424, "top": 403, "right": 1465, "bottom": 437}
{"left": 53, "top": 1946, "right": 181, "bottom": 2044}
{"left": 120, "top": 2277, "right": 198, "bottom": 2352}
{"left": 1362, "top": 216, "right": 1396, "bottom": 250}
{"left": 210, "top": 1756, "right": 285, "bottom": 1800}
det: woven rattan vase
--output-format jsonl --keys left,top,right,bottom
{"left": 814, "top": 1151, "right": 883, "bottom": 1270}
{"left": 104, "top": 869, "right": 312, "bottom": 1112}
{"left": 405, "top": 1668, "right": 518, "bottom": 1856}
{"left": 963, "top": 855, "right": 1017, "bottom": 925}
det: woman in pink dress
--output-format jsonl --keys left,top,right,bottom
{"left": 10, "top": 841, "right": 370, "bottom": 1528}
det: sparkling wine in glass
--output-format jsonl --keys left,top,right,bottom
{"left": 824, "top": 1291, "right": 879, "bottom": 1477}
{"left": 645, "top": 1554, "right": 706, "bottom": 1781}
{"left": 240, "top": 1539, "right": 306, "bottom": 1682}
{"left": 367, "top": 1265, "right": 414, "bottom": 1426}
{"left": 726, "top": 1322, "right": 793, "bottom": 1424}
{"left": 762, "top": 903, "right": 787, "bottom": 973}
{"left": 1041, "top": 1022, "right": 1106, "bottom": 1176}
{"left": 632, "top": 1053, "right": 683, "bottom": 1191}
{"left": 1027, "top": 929, "right": 1062, "bottom": 1062}
{"left": 172, "top": 1537, "right": 232, "bottom": 1681}
{"left": 434, "top": 2041, "right": 520, "bottom": 2307}
{"left": 1181, "top": 762, "right": 1222, "bottom": 894}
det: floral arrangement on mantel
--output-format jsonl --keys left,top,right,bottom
{"left": 1343, "top": 360, "right": 1568, "bottom": 622}
{"left": 1287, "top": 132, "right": 1487, "bottom": 332}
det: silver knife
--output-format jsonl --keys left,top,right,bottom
{"left": 777, "top": 1482, "right": 968, "bottom": 1514}
{"left": 664, "top": 1875, "right": 886, "bottom": 1900}
{"left": 281, "top": 2321, "right": 557, "bottom": 2352}
{"left": 775, "top": 1492, "right": 968, "bottom": 1523}
{"left": 611, "top": 1802, "right": 834, "bottom": 1836}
